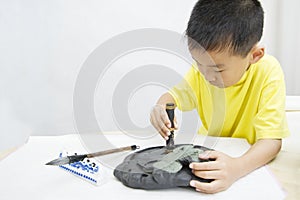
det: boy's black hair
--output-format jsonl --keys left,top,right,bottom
{"left": 186, "top": 0, "right": 264, "bottom": 57}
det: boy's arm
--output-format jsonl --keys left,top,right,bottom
{"left": 238, "top": 138, "right": 281, "bottom": 174}
{"left": 156, "top": 92, "right": 177, "bottom": 107}
{"left": 150, "top": 66, "right": 200, "bottom": 139}
{"left": 189, "top": 138, "right": 281, "bottom": 194}
{"left": 150, "top": 93, "right": 178, "bottom": 140}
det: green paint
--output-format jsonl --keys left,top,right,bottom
{"left": 153, "top": 145, "right": 204, "bottom": 173}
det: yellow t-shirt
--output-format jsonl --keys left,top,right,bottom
{"left": 170, "top": 54, "right": 290, "bottom": 144}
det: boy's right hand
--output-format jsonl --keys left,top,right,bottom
{"left": 150, "top": 104, "right": 178, "bottom": 140}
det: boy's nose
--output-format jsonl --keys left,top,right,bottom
{"left": 203, "top": 70, "right": 217, "bottom": 82}
{"left": 206, "top": 75, "right": 216, "bottom": 82}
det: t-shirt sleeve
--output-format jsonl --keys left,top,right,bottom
{"left": 254, "top": 60, "right": 290, "bottom": 140}
{"left": 168, "top": 65, "right": 200, "bottom": 111}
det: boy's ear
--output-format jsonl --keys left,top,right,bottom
{"left": 249, "top": 45, "right": 265, "bottom": 64}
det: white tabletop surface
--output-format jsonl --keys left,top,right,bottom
{"left": 0, "top": 133, "right": 285, "bottom": 200}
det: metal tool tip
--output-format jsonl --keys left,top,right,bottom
{"left": 45, "top": 157, "right": 70, "bottom": 166}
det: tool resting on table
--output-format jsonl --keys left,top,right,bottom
{"left": 46, "top": 145, "right": 140, "bottom": 166}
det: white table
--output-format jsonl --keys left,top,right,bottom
{"left": 0, "top": 133, "right": 285, "bottom": 200}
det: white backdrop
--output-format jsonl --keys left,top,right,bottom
{"left": 1, "top": 0, "right": 299, "bottom": 151}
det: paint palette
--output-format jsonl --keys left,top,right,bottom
{"left": 58, "top": 151, "right": 107, "bottom": 185}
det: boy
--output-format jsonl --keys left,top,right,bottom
{"left": 150, "top": 0, "right": 289, "bottom": 194}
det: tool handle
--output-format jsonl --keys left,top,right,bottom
{"left": 166, "top": 103, "right": 175, "bottom": 147}
{"left": 86, "top": 145, "right": 139, "bottom": 158}
{"left": 166, "top": 103, "right": 175, "bottom": 129}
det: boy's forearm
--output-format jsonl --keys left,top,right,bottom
{"left": 236, "top": 139, "right": 282, "bottom": 178}
{"left": 156, "top": 92, "right": 176, "bottom": 107}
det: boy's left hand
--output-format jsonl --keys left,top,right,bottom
{"left": 189, "top": 151, "right": 241, "bottom": 194}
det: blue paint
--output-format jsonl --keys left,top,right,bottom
{"left": 58, "top": 152, "right": 100, "bottom": 184}
{"left": 69, "top": 162, "right": 99, "bottom": 174}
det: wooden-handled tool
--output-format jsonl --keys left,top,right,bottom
{"left": 46, "top": 145, "right": 140, "bottom": 166}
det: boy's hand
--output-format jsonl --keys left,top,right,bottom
{"left": 189, "top": 151, "right": 241, "bottom": 194}
{"left": 150, "top": 104, "right": 178, "bottom": 140}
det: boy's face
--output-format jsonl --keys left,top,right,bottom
{"left": 190, "top": 46, "right": 264, "bottom": 88}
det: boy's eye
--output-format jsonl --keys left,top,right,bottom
{"left": 212, "top": 67, "right": 224, "bottom": 72}
{"left": 215, "top": 69, "right": 224, "bottom": 73}
{"left": 196, "top": 62, "right": 224, "bottom": 72}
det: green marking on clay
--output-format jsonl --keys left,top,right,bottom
{"left": 153, "top": 145, "right": 204, "bottom": 173}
